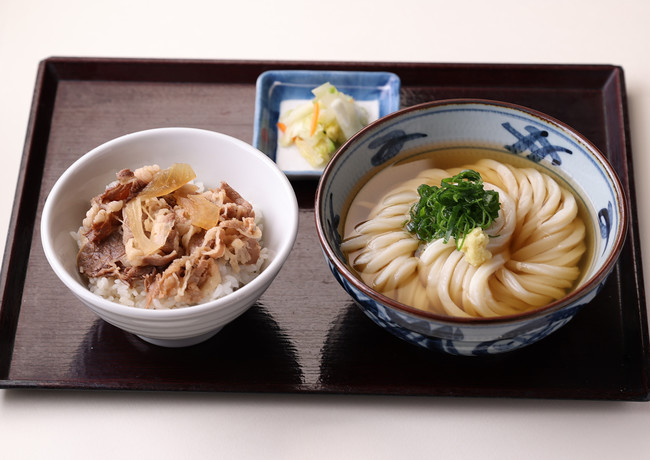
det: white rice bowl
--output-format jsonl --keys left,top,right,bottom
{"left": 41, "top": 128, "right": 299, "bottom": 347}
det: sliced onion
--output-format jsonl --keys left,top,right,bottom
{"left": 124, "top": 198, "right": 163, "bottom": 255}
{"left": 138, "top": 163, "right": 196, "bottom": 199}
{"left": 178, "top": 194, "right": 221, "bottom": 230}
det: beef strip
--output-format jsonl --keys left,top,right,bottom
{"left": 77, "top": 230, "right": 126, "bottom": 278}
{"left": 101, "top": 169, "right": 148, "bottom": 203}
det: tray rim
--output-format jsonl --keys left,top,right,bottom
{"left": 0, "top": 57, "right": 647, "bottom": 400}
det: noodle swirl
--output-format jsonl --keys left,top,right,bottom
{"left": 341, "top": 158, "right": 587, "bottom": 318}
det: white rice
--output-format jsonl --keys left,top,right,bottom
{"left": 86, "top": 247, "right": 270, "bottom": 309}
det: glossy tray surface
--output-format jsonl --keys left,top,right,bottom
{"left": 0, "top": 58, "right": 647, "bottom": 399}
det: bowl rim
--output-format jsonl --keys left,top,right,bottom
{"left": 315, "top": 98, "right": 629, "bottom": 326}
{"left": 41, "top": 126, "right": 299, "bottom": 320}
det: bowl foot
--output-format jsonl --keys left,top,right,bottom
{"left": 136, "top": 327, "right": 223, "bottom": 348}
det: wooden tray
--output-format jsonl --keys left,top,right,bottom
{"left": 0, "top": 57, "right": 648, "bottom": 400}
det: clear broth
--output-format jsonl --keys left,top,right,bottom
{"left": 342, "top": 146, "right": 594, "bottom": 297}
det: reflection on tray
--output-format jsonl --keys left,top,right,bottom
{"left": 318, "top": 295, "right": 626, "bottom": 397}
{"left": 72, "top": 304, "right": 304, "bottom": 388}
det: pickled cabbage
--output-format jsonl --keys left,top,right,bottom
{"left": 277, "top": 83, "right": 369, "bottom": 168}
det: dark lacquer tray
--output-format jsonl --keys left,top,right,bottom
{"left": 0, "top": 57, "right": 648, "bottom": 400}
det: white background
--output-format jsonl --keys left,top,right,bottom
{"left": 1, "top": 1, "right": 649, "bottom": 458}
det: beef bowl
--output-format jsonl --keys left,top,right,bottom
{"left": 315, "top": 99, "right": 628, "bottom": 356}
{"left": 41, "top": 127, "right": 299, "bottom": 347}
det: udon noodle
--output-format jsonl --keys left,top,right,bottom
{"left": 341, "top": 155, "right": 587, "bottom": 318}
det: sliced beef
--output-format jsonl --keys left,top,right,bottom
{"left": 77, "top": 230, "right": 125, "bottom": 278}
{"left": 77, "top": 169, "right": 263, "bottom": 307}
{"left": 83, "top": 212, "right": 121, "bottom": 245}
{"left": 219, "top": 181, "right": 254, "bottom": 219}
{"left": 100, "top": 169, "right": 148, "bottom": 203}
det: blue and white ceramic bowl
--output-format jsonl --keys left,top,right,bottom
{"left": 315, "top": 99, "right": 628, "bottom": 356}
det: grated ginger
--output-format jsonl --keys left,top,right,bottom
{"left": 460, "top": 227, "right": 492, "bottom": 267}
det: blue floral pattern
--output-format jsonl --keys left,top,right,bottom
{"left": 598, "top": 202, "right": 613, "bottom": 254}
{"left": 502, "top": 122, "right": 572, "bottom": 165}
{"left": 326, "top": 192, "right": 342, "bottom": 256}
{"left": 368, "top": 130, "right": 427, "bottom": 166}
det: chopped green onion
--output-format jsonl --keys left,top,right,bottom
{"left": 405, "top": 170, "right": 500, "bottom": 249}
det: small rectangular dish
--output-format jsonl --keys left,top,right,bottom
{"left": 253, "top": 70, "right": 401, "bottom": 178}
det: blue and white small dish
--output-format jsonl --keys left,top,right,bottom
{"left": 253, "top": 70, "right": 401, "bottom": 179}
{"left": 315, "top": 99, "right": 628, "bottom": 356}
